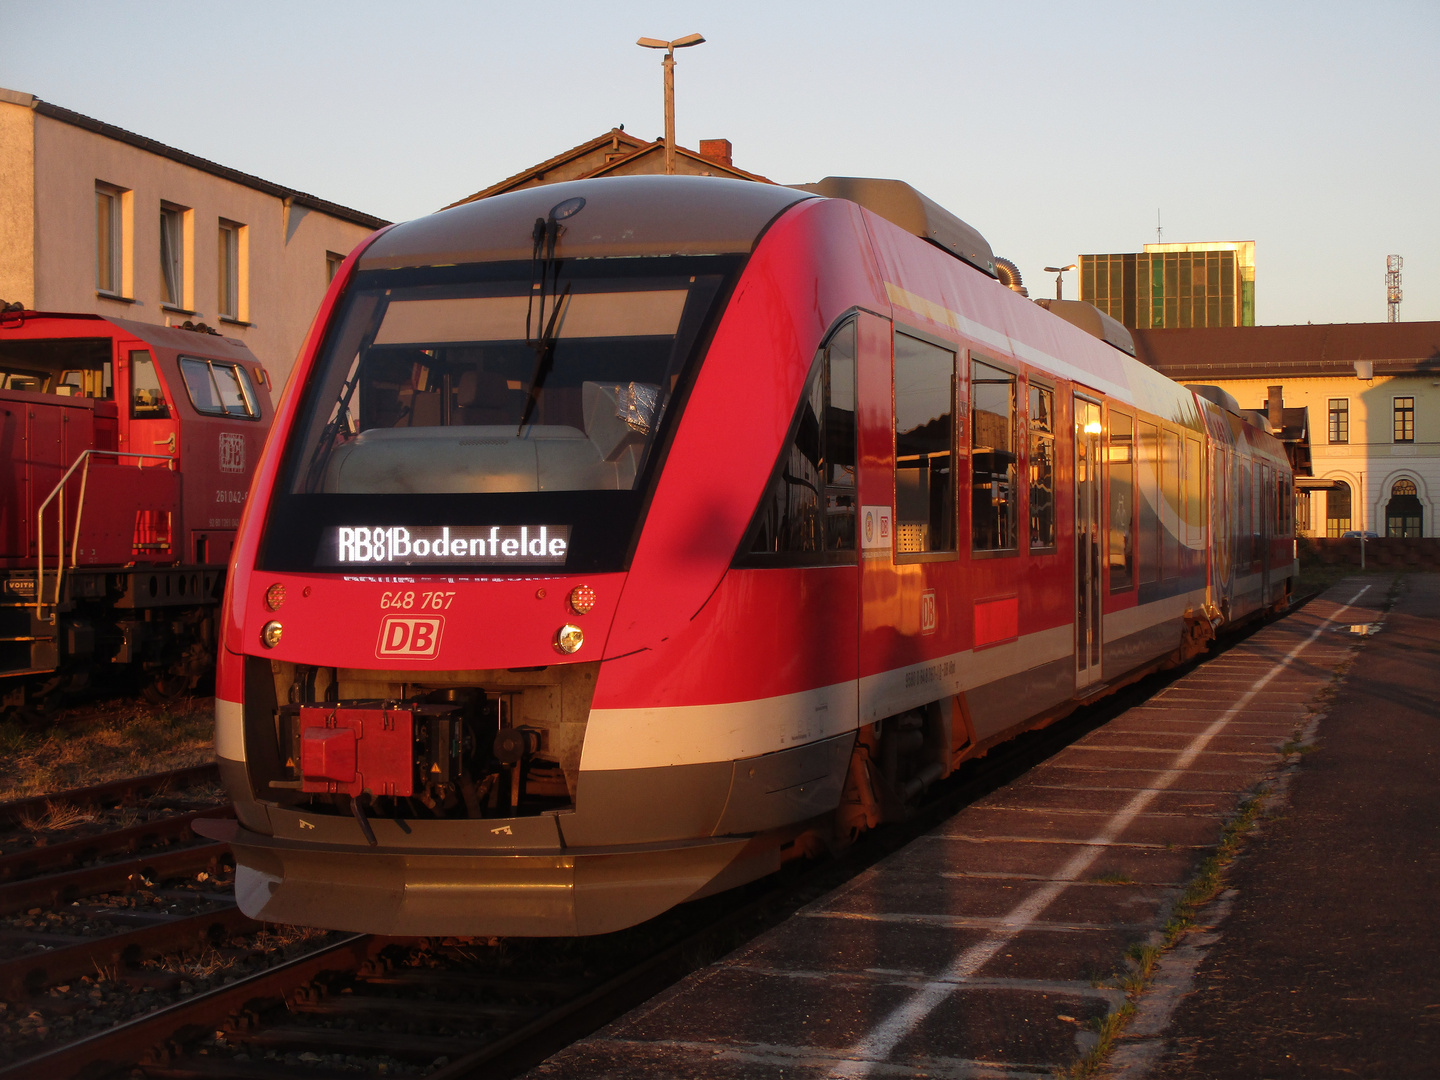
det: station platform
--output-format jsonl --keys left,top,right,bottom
{"left": 526, "top": 577, "right": 1413, "bottom": 1079}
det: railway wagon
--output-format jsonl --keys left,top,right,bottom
{"left": 206, "top": 175, "right": 1294, "bottom": 936}
{"left": 0, "top": 310, "right": 274, "bottom": 706}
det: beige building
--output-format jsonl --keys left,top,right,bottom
{"left": 0, "top": 87, "right": 388, "bottom": 388}
{"left": 1133, "top": 322, "right": 1440, "bottom": 538}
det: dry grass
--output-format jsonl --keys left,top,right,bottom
{"left": 0, "top": 697, "right": 214, "bottom": 802}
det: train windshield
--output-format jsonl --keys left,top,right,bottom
{"left": 263, "top": 255, "right": 739, "bottom": 573}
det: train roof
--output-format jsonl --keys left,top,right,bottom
{"left": 357, "top": 176, "right": 815, "bottom": 270}
{"left": 0, "top": 311, "right": 259, "bottom": 364}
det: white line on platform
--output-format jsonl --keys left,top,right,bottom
{"left": 828, "top": 585, "right": 1373, "bottom": 1077}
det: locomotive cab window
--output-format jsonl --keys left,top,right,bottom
{"left": 742, "top": 317, "right": 857, "bottom": 563}
{"left": 894, "top": 332, "right": 955, "bottom": 557}
{"left": 0, "top": 337, "right": 113, "bottom": 399}
{"left": 972, "top": 357, "right": 1016, "bottom": 552}
{"left": 179, "top": 356, "right": 260, "bottom": 419}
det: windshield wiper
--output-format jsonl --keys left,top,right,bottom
{"left": 517, "top": 197, "right": 585, "bottom": 434}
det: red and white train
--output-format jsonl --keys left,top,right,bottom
{"left": 206, "top": 176, "right": 1295, "bottom": 936}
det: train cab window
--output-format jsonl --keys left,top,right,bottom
{"left": 894, "top": 333, "right": 956, "bottom": 556}
{"left": 971, "top": 358, "right": 1016, "bottom": 552}
{"left": 743, "top": 318, "right": 857, "bottom": 562}
{"left": 1028, "top": 384, "right": 1055, "bottom": 549}
{"left": 0, "top": 337, "right": 112, "bottom": 399}
{"left": 1138, "top": 422, "right": 1159, "bottom": 585}
{"left": 1108, "top": 411, "right": 1134, "bottom": 591}
{"left": 178, "top": 356, "right": 261, "bottom": 420}
{"left": 130, "top": 350, "right": 170, "bottom": 418}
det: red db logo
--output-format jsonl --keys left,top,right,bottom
{"left": 376, "top": 616, "right": 444, "bottom": 659}
{"left": 920, "top": 590, "right": 937, "bottom": 635}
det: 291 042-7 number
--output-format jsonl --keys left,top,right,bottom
{"left": 380, "top": 590, "right": 456, "bottom": 610}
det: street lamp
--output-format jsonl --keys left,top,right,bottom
{"left": 637, "top": 33, "right": 705, "bottom": 175}
{"left": 1043, "top": 264, "right": 1076, "bottom": 301}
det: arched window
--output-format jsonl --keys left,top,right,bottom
{"left": 1386, "top": 479, "right": 1423, "bottom": 538}
{"left": 1324, "top": 481, "right": 1352, "bottom": 538}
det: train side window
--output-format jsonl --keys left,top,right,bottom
{"left": 741, "top": 317, "right": 857, "bottom": 563}
{"left": 1184, "top": 437, "right": 1203, "bottom": 549}
{"left": 1028, "top": 384, "right": 1055, "bottom": 549}
{"left": 1138, "top": 422, "right": 1159, "bottom": 585}
{"left": 971, "top": 358, "right": 1015, "bottom": 552}
{"left": 130, "top": 350, "right": 170, "bottom": 418}
{"left": 179, "top": 356, "right": 261, "bottom": 420}
{"left": 1108, "top": 411, "right": 1134, "bottom": 591}
{"left": 895, "top": 333, "right": 956, "bottom": 556}
{"left": 1161, "top": 430, "right": 1180, "bottom": 578}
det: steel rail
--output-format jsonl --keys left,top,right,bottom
{"left": 0, "top": 806, "right": 232, "bottom": 883}
{"left": 0, "top": 841, "right": 231, "bottom": 917}
{"left": 0, "top": 764, "right": 221, "bottom": 829}
{"left": 0, "top": 902, "right": 257, "bottom": 1001}
{"left": 0, "top": 934, "right": 376, "bottom": 1080}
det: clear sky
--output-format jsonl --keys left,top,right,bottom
{"left": 3, "top": 0, "right": 1436, "bottom": 326}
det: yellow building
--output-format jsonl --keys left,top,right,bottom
{"left": 1133, "top": 322, "right": 1440, "bottom": 537}
{"left": 0, "top": 87, "right": 387, "bottom": 388}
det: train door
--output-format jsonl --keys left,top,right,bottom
{"left": 1074, "top": 396, "right": 1103, "bottom": 691}
{"left": 116, "top": 340, "right": 178, "bottom": 468}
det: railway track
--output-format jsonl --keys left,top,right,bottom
{"left": 0, "top": 600, "right": 1312, "bottom": 1078}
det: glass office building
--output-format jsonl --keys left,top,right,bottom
{"left": 1079, "top": 241, "right": 1255, "bottom": 329}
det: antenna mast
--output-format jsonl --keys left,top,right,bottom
{"left": 1156, "top": 209, "right": 1162, "bottom": 244}
{"left": 1386, "top": 254, "right": 1403, "bottom": 323}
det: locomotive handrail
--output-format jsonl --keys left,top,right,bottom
{"left": 34, "top": 448, "right": 176, "bottom": 618}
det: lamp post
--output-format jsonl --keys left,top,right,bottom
{"left": 1043, "top": 264, "right": 1076, "bottom": 301}
{"left": 637, "top": 33, "right": 705, "bottom": 175}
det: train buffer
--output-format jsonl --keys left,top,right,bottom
{"left": 524, "top": 574, "right": 1434, "bottom": 1079}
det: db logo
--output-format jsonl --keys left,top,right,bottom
{"left": 920, "top": 590, "right": 937, "bottom": 635}
{"left": 219, "top": 433, "right": 245, "bottom": 474}
{"left": 376, "top": 615, "right": 444, "bottom": 659}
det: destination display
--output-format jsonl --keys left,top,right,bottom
{"left": 323, "top": 525, "right": 570, "bottom": 566}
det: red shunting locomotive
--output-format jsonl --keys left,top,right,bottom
{"left": 0, "top": 310, "right": 272, "bottom": 708}
{"left": 209, "top": 176, "right": 1294, "bottom": 936}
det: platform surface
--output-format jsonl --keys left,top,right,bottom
{"left": 527, "top": 579, "right": 1398, "bottom": 1079}
{"left": 1131, "top": 573, "right": 1439, "bottom": 1079}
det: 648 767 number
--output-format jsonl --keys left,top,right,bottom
{"left": 380, "top": 590, "right": 455, "bottom": 610}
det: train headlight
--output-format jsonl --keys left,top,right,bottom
{"left": 568, "top": 584, "right": 596, "bottom": 615}
{"left": 260, "top": 621, "right": 283, "bottom": 649}
{"left": 555, "top": 624, "right": 584, "bottom": 654}
{"left": 266, "top": 583, "right": 286, "bottom": 611}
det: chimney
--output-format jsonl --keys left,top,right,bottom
{"left": 1267, "top": 385, "right": 1283, "bottom": 433}
{"left": 699, "top": 139, "right": 733, "bottom": 168}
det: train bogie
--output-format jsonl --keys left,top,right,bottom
{"left": 209, "top": 176, "right": 1294, "bottom": 936}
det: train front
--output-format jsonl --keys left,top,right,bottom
{"left": 210, "top": 177, "right": 818, "bottom": 936}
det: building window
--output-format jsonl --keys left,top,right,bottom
{"left": 1386, "top": 478, "right": 1422, "bottom": 538}
{"left": 218, "top": 220, "right": 245, "bottom": 320}
{"left": 1325, "top": 480, "right": 1352, "bottom": 537}
{"left": 160, "top": 204, "right": 188, "bottom": 309}
{"left": 895, "top": 333, "right": 956, "bottom": 555}
{"left": 971, "top": 357, "right": 1015, "bottom": 552}
{"left": 326, "top": 251, "right": 346, "bottom": 283}
{"left": 1028, "top": 384, "right": 1055, "bottom": 549}
{"left": 96, "top": 183, "right": 126, "bottom": 295}
{"left": 1328, "top": 398, "right": 1349, "bottom": 444}
{"left": 1394, "top": 397, "right": 1414, "bottom": 443}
